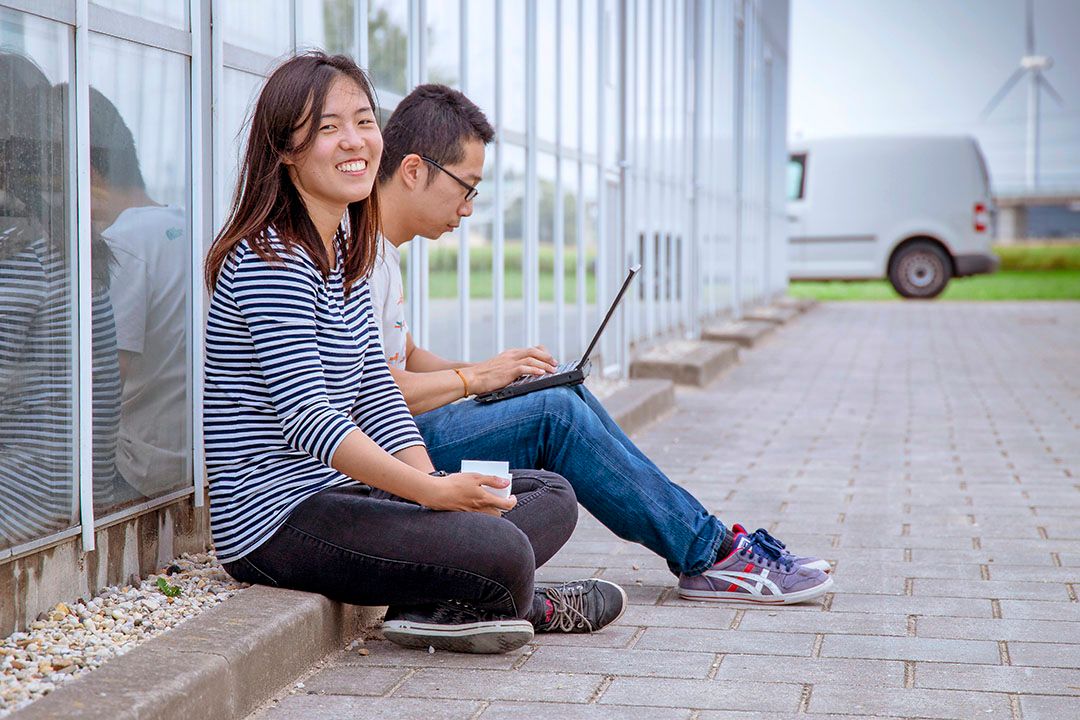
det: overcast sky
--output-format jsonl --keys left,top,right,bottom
{"left": 788, "top": 0, "right": 1080, "bottom": 193}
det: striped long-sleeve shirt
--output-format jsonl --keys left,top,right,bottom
{"left": 1, "top": 229, "right": 120, "bottom": 548}
{"left": 203, "top": 235, "right": 424, "bottom": 563}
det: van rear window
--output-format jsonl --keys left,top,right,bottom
{"left": 787, "top": 154, "right": 807, "bottom": 200}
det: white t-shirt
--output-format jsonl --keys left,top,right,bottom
{"left": 368, "top": 236, "right": 409, "bottom": 369}
{"left": 102, "top": 204, "right": 189, "bottom": 495}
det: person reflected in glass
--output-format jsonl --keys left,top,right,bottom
{"left": 89, "top": 87, "right": 189, "bottom": 504}
{"left": 0, "top": 53, "right": 120, "bottom": 547}
{"left": 202, "top": 52, "right": 625, "bottom": 654}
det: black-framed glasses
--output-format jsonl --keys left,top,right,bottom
{"left": 420, "top": 155, "right": 479, "bottom": 202}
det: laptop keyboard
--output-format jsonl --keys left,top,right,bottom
{"left": 508, "top": 361, "right": 578, "bottom": 386}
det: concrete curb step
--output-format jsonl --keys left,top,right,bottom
{"left": 774, "top": 296, "right": 819, "bottom": 314}
{"left": 701, "top": 319, "right": 777, "bottom": 348}
{"left": 629, "top": 340, "right": 739, "bottom": 387}
{"left": 601, "top": 378, "right": 675, "bottom": 435}
{"left": 15, "top": 587, "right": 379, "bottom": 720}
{"left": 743, "top": 305, "right": 800, "bottom": 324}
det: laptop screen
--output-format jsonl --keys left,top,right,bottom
{"left": 577, "top": 265, "right": 641, "bottom": 369}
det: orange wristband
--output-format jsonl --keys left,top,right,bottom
{"left": 453, "top": 368, "right": 469, "bottom": 397}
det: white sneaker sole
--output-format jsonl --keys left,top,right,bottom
{"left": 381, "top": 618, "right": 534, "bottom": 654}
{"left": 678, "top": 574, "right": 834, "bottom": 605}
{"left": 800, "top": 559, "right": 833, "bottom": 574}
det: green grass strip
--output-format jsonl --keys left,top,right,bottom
{"left": 789, "top": 270, "right": 1080, "bottom": 301}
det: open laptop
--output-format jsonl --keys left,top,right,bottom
{"left": 474, "top": 264, "right": 641, "bottom": 404}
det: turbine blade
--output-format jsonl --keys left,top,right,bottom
{"left": 1038, "top": 74, "right": 1064, "bottom": 106}
{"left": 981, "top": 67, "right": 1027, "bottom": 118}
{"left": 1026, "top": 0, "right": 1035, "bottom": 55}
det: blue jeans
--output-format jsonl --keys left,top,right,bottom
{"left": 417, "top": 385, "right": 728, "bottom": 576}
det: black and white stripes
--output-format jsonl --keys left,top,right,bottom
{"left": 203, "top": 235, "right": 424, "bottom": 563}
{"left": 0, "top": 232, "right": 121, "bottom": 547}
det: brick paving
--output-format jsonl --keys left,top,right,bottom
{"left": 249, "top": 302, "right": 1080, "bottom": 720}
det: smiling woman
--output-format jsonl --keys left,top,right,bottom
{"left": 198, "top": 52, "right": 597, "bottom": 655}
{"left": 205, "top": 53, "right": 382, "bottom": 289}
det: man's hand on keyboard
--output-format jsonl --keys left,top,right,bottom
{"left": 460, "top": 346, "right": 558, "bottom": 395}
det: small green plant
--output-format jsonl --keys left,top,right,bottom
{"left": 156, "top": 577, "right": 182, "bottom": 597}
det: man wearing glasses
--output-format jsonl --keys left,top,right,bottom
{"left": 370, "top": 84, "right": 833, "bottom": 606}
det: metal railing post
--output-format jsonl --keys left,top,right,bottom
{"left": 524, "top": 0, "right": 539, "bottom": 346}
{"left": 74, "top": 0, "right": 95, "bottom": 551}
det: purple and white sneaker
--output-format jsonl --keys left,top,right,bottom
{"left": 731, "top": 524, "right": 832, "bottom": 574}
{"left": 678, "top": 538, "right": 833, "bottom": 604}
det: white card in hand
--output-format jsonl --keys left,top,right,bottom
{"left": 460, "top": 460, "right": 512, "bottom": 499}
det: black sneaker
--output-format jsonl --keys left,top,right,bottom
{"left": 533, "top": 578, "right": 627, "bottom": 633}
{"left": 380, "top": 601, "right": 533, "bottom": 654}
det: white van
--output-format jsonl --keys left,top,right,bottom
{"left": 786, "top": 136, "right": 999, "bottom": 298}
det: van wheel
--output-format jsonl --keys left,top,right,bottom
{"left": 888, "top": 241, "right": 952, "bottom": 299}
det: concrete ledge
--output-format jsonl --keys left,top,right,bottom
{"left": 701, "top": 320, "right": 776, "bottom": 349}
{"left": 629, "top": 340, "right": 739, "bottom": 387}
{"left": 775, "top": 296, "right": 819, "bottom": 313}
{"left": 15, "top": 586, "right": 381, "bottom": 720}
{"left": 601, "top": 378, "right": 675, "bottom": 436}
{"left": 743, "top": 305, "right": 800, "bottom": 325}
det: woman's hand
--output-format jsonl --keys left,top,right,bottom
{"left": 420, "top": 473, "right": 517, "bottom": 516}
{"left": 460, "top": 346, "right": 558, "bottom": 395}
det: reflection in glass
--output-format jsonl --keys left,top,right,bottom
{"left": 89, "top": 35, "right": 191, "bottom": 514}
{"left": 0, "top": 15, "right": 80, "bottom": 548}
{"left": 583, "top": 163, "right": 599, "bottom": 307}
{"left": 297, "top": 0, "right": 356, "bottom": 57}
{"left": 221, "top": 69, "right": 263, "bottom": 221}
{"left": 465, "top": 0, "right": 495, "bottom": 119}
{"left": 425, "top": 0, "right": 459, "bottom": 88}
{"left": 220, "top": 0, "right": 291, "bottom": 57}
{"left": 501, "top": 144, "right": 525, "bottom": 349}
{"left": 559, "top": 0, "right": 579, "bottom": 150}
{"left": 499, "top": 0, "right": 525, "bottom": 134}
{"left": 561, "top": 156, "right": 578, "bottom": 307}
{"left": 581, "top": 0, "right": 599, "bottom": 154}
{"left": 369, "top": 0, "right": 408, "bottom": 94}
{"left": 537, "top": 0, "right": 556, "bottom": 144}
{"left": 464, "top": 151, "right": 495, "bottom": 359}
{"left": 92, "top": 0, "right": 189, "bottom": 30}
{"left": 537, "top": 152, "right": 555, "bottom": 302}
{"left": 603, "top": 0, "right": 619, "bottom": 166}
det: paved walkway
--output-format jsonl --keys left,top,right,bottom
{"left": 249, "top": 302, "right": 1080, "bottom": 720}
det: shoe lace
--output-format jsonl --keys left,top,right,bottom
{"left": 748, "top": 528, "right": 788, "bottom": 556}
{"left": 542, "top": 584, "right": 593, "bottom": 632}
{"left": 736, "top": 539, "right": 794, "bottom": 572}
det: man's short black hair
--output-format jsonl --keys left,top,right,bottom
{"left": 379, "top": 83, "right": 494, "bottom": 184}
{"left": 89, "top": 87, "right": 146, "bottom": 191}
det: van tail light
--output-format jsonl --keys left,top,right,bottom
{"left": 973, "top": 202, "right": 989, "bottom": 233}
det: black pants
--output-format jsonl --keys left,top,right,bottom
{"left": 223, "top": 469, "right": 577, "bottom": 621}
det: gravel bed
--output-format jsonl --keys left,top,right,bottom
{"left": 0, "top": 552, "right": 246, "bottom": 717}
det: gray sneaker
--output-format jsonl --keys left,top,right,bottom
{"left": 732, "top": 524, "right": 832, "bottom": 573}
{"left": 381, "top": 601, "right": 533, "bottom": 654}
{"left": 534, "top": 578, "right": 627, "bottom": 633}
{"left": 678, "top": 541, "right": 833, "bottom": 604}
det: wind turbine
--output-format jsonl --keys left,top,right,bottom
{"left": 981, "top": 0, "right": 1064, "bottom": 190}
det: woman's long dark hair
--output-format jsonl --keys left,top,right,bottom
{"left": 204, "top": 52, "right": 381, "bottom": 294}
